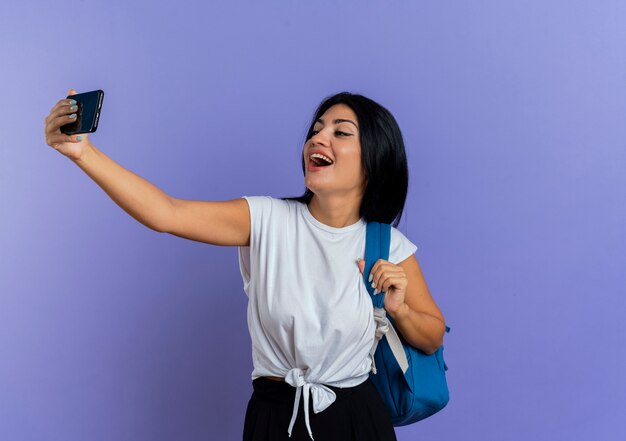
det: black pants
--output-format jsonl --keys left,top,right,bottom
{"left": 243, "top": 377, "right": 398, "bottom": 441}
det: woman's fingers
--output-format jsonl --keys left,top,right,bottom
{"left": 46, "top": 131, "right": 78, "bottom": 145}
{"left": 380, "top": 275, "right": 405, "bottom": 293}
{"left": 45, "top": 99, "right": 78, "bottom": 136}
{"left": 370, "top": 260, "right": 404, "bottom": 294}
{"left": 43, "top": 90, "right": 89, "bottom": 161}
{"left": 44, "top": 96, "right": 84, "bottom": 150}
{"left": 46, "top": 113, "right": 75, "bottom": 136}
{"left": 52, "top": 100, "right": 77, "bottom": 124}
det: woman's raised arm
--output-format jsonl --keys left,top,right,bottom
{"left": 44, "top": 89, "right": 250, "bottom": 246}
{"left": 164, "top": 197, "right": 250, "bottom": 247}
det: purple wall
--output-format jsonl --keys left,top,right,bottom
{"left": 2, "top": 1, "right": 625, "bottom": 439}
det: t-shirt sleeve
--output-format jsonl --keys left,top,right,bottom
{"left": 389, "top": 226, "right": 418, "bottom": 264}
{"left": 237, "top": 195, "right": 273, "bottom": 292}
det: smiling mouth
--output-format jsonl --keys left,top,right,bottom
{"left": 310, "top": 159, "right": 332, "bottom": 168}
{"left": 309, "top": 154, "right": 334, "bottom": 167}
{"left": 308, "top": 160, "right": 334, "bottom": 172}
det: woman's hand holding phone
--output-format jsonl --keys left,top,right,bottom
{"left": 44, "top": 88, "right": 92, "bottom": 161}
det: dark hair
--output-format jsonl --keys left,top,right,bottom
{"left": 281, "top": 91, "right": 409, "bottom": 227}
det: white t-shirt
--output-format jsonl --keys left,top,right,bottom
{"left": 237, "top": 195, "right": 418, "bottom": 439}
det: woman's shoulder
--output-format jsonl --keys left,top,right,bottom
{"left": 241, "top": 195, "right": 303, "bottom": 221}
{"left": 389, "top": 224, "right": 410, "bottom": 240}
{"left": 242, "top": 195, "right": 303, "bottom": 208}
{"left": 388, "top": 224, "right": 418, "bottom": 264}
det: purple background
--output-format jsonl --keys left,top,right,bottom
{"left": 2, "top": 1, "right": 625, "bottom": 440}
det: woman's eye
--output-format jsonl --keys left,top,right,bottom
{"left": 310, "top": 129, "right": 351, "bottom": 137}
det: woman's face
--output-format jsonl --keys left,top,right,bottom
{"left": 303, "top": 103, "right": 366, "bottom": 199}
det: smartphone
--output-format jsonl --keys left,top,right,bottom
{"left": 60, "top": 89, "right": 104, "bottom": 135}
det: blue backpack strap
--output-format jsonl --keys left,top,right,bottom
{"left": 364, "top": 222, "right": 391, "bottom": 309}
{"left": 364, "top": 221, "right": 410, "bottom": 374}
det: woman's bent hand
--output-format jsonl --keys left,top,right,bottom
{"left": 44, "top": 88, "right": 90, "bottom": 161}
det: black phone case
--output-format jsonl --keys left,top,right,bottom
{"left": 60, "top": 89, "right": 104, "bottom": 135}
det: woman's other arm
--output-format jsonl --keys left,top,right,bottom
{"left": 388, "top": 255, "right": 446, "bottom": 354}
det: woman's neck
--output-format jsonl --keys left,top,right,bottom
{"left": 307, "top": 195, "right": 362, "bottom": 228}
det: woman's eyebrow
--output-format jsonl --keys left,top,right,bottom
{"left": 315, "top": 117, "right": 359, "bottom": 130}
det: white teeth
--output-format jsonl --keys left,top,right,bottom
{"left": 310, "top": 153, "right": 333, "bottom": 164}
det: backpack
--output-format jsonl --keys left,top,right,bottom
{"left": 363, "top": 221, "right": 450, "bottom": 426}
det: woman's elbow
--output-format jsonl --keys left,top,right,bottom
{"left": 423, "top": 325, "right": 446, "bottom": 355}
{"left": 422, "top": 340, "right": 443, "bottom": 355}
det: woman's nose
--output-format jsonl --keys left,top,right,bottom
{"left": 311, "top": 130, "right": 329, "bottom": 145}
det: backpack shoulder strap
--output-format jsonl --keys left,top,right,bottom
{"left": 363, "top": 222, "right": 391, "bottom": 308}
{"left": 364, "top": 221, "right": 409, "bottom": 374}
{"left": 364, "top": 222, "right": 391, "bottom": 309}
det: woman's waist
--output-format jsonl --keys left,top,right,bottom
{"left": 264, "top": 376, "right": 285, "bottom": 382}
{"left": 251, "top": 340, "right": 375, "bottom": 382}
{"left": 253, "top": 360, "right": 373, "bottom": 387}
{"left": 257, "top": 371, "right": 369, "bottom": 386}
{"left": 253, "top": 375, "right": 371, "bottom": 404}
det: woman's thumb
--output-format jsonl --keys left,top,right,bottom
{"left": 357, "top": 257, "right": 365, "bottom": 275}
{"left": 67, "top": 88, "right": 77, "bottom": 96}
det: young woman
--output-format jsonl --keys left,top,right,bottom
{"left": 44, "top": 90, "right": 446, "bottom": 441}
